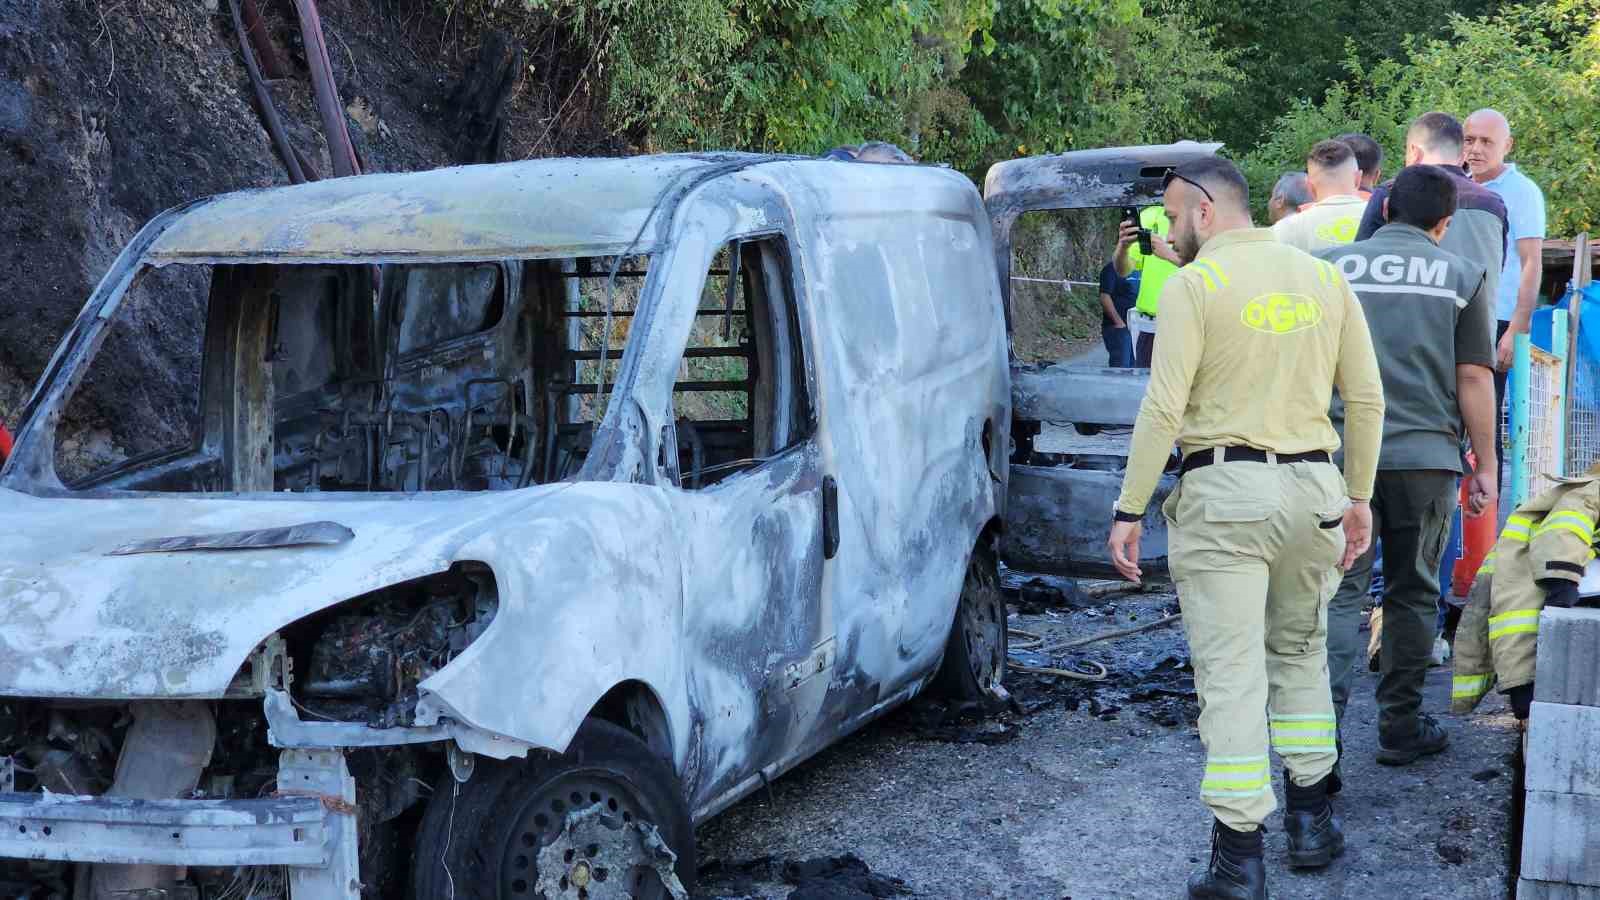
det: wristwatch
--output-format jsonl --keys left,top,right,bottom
{"left": 1112, "top": 502, "right": 1143, "bottom": 523}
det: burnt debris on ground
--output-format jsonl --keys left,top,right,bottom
{"left": 696, "top": 853, "right": 914, "bottom": 900}
{"left": 906, "top": 574, "right": 1198, "bottom": 740}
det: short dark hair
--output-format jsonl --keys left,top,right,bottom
{"left": 1386, "top": 164, "right": 1458, "bottom": 230}
{"left": 1307, "top": 139, "right": 1356, "bottom": 171}
{"left": 1164, "top": 156, "right": 1249, "bottom": 213}
{"left": 1408, "top": 111, "right": 1464, "bottom": 157}
{"left": 1336, "top": 133, "right": 1383, "bottom": 176}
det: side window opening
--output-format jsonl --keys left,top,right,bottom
{"left": 545, "top": 255, "right": 651, "bottom": 482}
{"left": 673, "top": 237, "right": 812, "bottom": 490}
{"left": 1008, "top": 207, "right": 1128, "bottom": 364}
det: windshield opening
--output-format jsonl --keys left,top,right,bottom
{"left": 38, "top": 254, "right": 652, "bottom": 494}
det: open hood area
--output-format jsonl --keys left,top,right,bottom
{"left": 0, "top": 486, "right": 565, "bottom": 699}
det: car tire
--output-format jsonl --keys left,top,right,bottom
{"left": 931, "top": 541, "right": 1008, "bottom": 702}
{"left": 411, "top": 719, "right": 695, "bottom": 900}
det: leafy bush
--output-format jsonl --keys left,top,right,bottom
{"left": 1241, "top": 1, "right": 1600, "bottom": 234}
{"left": 469, "top": 0, "right": 1237, "bottom": 175}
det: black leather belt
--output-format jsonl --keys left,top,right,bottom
{"left": 1180, "top": 447, "right": 1331, "bottom": 476}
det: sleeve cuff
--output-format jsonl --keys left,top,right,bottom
{"left": 1543, "top": 560, "right": 1585, "bottom": 582}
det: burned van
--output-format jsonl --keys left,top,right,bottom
{"left": 984, "top": 142, "right": 1223, "bottom": 579}
{"left": 0, "top": 154, "right": 1011, "bottom": 898}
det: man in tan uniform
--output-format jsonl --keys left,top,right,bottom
{"left": 1272, "top": 139, "right": 1366, "bottom": 253}
{"left": 1107, "top": 157, "right": 1385, "bottom": 900}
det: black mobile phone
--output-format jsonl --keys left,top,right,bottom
{"left": 1122, "top": 205, "right": 1153, "bottom": 255}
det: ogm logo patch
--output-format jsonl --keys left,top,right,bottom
{"left": 1242, "top": 293, "right": 1323, "bottom": 335}
{"left": 1315, "top": 216, "right": 1359, "bottom": 244}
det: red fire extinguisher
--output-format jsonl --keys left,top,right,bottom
{"left": 1452, "top": 451, "right": 1497, "bottom": 597}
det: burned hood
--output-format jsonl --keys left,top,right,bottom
{"left": 0, "top": 485, "right": 571, "bottom": 700}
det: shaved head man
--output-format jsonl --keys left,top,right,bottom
{"left": 1464, "top": 109, "right": 1511, "bottom": 172}
{"left": 1273, "top": 140, "right": 1365, "bottom": 253}
{"left": 1466, "top": 107, "right": 1547, "bottom": 471}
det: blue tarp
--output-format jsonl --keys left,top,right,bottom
{"left": 1531, "top": 282, "right": 1600, "bottom": 353}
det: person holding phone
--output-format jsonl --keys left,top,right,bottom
{"left": 1115, "top": 203, "right": 1183, "bottom": 367}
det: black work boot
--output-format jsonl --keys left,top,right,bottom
{"left": 1284, "top": 773, "right": 1346, "bottom": 869}
{"left": 1376, "top": 713, "right": 1450, "bottom": 766}
{"left": 1187, "top": 819, "right": 1267, "bottom": 900}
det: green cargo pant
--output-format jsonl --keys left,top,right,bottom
{"left": 1327, "top": 470, "right": 1458, "bottom": 742}
{"left": 1164, "top": 456, "right": 1347, "bottom": 830}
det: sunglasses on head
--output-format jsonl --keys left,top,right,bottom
{"left": 1162, "top": 170, "right": 1215, "bottom": 204}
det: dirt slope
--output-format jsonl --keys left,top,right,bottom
{"left": 0, "top": 0, "right": 600, "bottom": 435}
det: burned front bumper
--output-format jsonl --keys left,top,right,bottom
{"left": 0, "top": 750, "right": 359, "bottom": 899}
{"left": 0, "top": 792, "right": 332, "bottom": 867}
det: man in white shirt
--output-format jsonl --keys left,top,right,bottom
{"left": 1273, "top": 140, "right": 1367, "bottom": 254}
{"left": 1465, "top": 108, "right": 1544, "bottom": 495}
{"left": 1465, "top": 109, "right": 1546, "bottom": 375}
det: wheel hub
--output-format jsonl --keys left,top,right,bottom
{"left": 531, "top": 803, "right": 687, "bottom": 900}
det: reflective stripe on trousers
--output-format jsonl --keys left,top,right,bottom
{"left": 1165, "top": 457, "right": 1346, "bottom": 830}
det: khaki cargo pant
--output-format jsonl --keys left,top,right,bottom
{"left": 1327, "top": 470, "right": 1458, "bottom": 741}
{"left": 1164, "top": 456, "right": 1347, "bottom": 830}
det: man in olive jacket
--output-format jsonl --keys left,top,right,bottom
{"left": 1321, "top": 164, "right": 1499, "bottom": 767}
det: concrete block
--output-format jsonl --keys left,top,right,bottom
{"left": 1520, "top": 879, "right": 1600, "bottom": 900}
{"left": 1522, "top": 790, "right": 1600, "bottom": 886}
{"left": 1527, "top": 702, "right": 1600, "bottom": 795}
{"left": 1535, "top": 607, "right": 1600, "bottom": 707}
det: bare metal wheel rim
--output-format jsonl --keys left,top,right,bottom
{"left": 961, "top": 559, "right": 1006, "bottom": 690}
{"left": 500, "top": 768, "right": 681, "bottom": 900}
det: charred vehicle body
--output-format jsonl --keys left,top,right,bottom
{"left": 0, "top": 154, "right": 1012, "bottom": 898}
{"left": 984, "top": 142, "right": 1223, "bottom": 579}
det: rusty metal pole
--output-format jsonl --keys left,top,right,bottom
{"left": 228, "top": 0, "right": 312, "bottom": 183}
{"left": 288, "top": 0, "right": 361, "bottom": 177}
{"left": 239, "top": 0, "right": 288, "bottom": 79}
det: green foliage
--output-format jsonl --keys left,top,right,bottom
{"left": 946, "top": 0, "right": 1239, "bottom": 167}
{"left": 482, "top": 0, "right": 1236, "bottom": 174}
{"left": 514, "top": 0, "right": 993, "bottom": 154}
{"left": 1178, "top": 0, "right": 1492, "bottom": 152}
{"left": 1240, "top": 1, "right": 1600, "bottom": 234}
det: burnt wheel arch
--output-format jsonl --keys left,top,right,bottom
{"left": 411, "top": 719, "right": 695, "bottom": 900}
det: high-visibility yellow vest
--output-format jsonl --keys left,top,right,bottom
{"left": 1130, "top": 205, "right": 1176, "bottom": 317}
